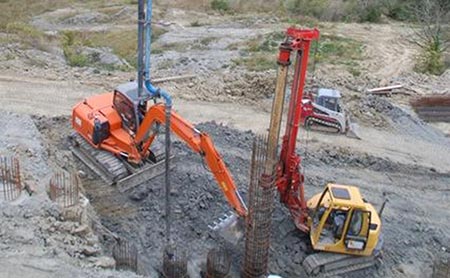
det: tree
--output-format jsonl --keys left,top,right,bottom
{"left": 410, "top": 0, "right": 449, "bottom": 75}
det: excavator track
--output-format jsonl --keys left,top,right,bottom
{"left": 305, "top": 117, "right": 342, "bottom": 133}
{"left": 69, "top": 133, "right": 173, "bottom": 192}
{"left": 303, "top": 252, "right": 379, "bottom": 277}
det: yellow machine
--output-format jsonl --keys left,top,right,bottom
{"left": 302, "top": 184, "right": 383, "bottom": 275}
{"left": 268, "top": 27, "right": 383, "bottom": 276}
{"left": 307, "top": 184, "right": 381, "bottom": 256}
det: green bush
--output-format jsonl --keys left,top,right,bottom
{"left": 415, "top": 49, "right": 445, "bottom": 75}
{"left": 384, "top": 1, "right": 412, "bottom": 21}
{"left": 359, "top": 4, "right": 382, "bottom": 22}
{"left": 211, "top": 0, "right": 229, "bottom": 12}
{"left": 61, "top": 31, "right": 89, "bottom": 67}
{"left": 286, "top": 0, "right": 328, "bottom": 18}
{"left": 4, "top": 22, "right": 48, "bottom": 50}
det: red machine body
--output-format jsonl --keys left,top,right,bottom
{"left": 275, "top": 27, "right": 320, "bottom": 232}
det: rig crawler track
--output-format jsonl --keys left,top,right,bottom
{"left": 70, "top": 133, "right": 173, "bottom": 192}
{"left": 303, "top": 252, "right": 379, "bottom": 277}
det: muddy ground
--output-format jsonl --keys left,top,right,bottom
{"left": 0, "top": 2, "right": 449, "bottom": 278}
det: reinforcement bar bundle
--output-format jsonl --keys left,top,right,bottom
{"left": 242, "top": 135, "right": 276, "bottom": 278}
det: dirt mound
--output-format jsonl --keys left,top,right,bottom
{"left": 306, "top": 145, "right": 447, "bottom": 176}
{"left": 175, "top": 71, "right": 275, "bottom": 104}
{"left": 352, "top": 95, "right": 449, "bottom": 144}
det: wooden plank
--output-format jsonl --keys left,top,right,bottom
{"left": 367, "top": 84, "right": 403, "bottom": 93}
{"left": 368, "top": 90, "right": 412, "bottom": 95}
{"left": 152, "top": 74, "right": 196, "bottom": 84}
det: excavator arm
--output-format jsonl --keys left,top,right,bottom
{"left": 135, "top": 103, "right": 248, "bottom": 217}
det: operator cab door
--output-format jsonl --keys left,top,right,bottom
{"left": 310, "top": 188, "right": 346, "bottom": 249}
{"left": 310, "top": 188, "right": 371, "bottom": 254}
{"left": 311, "top": 190, "right": 350, "bottom": 249}
{"left": 113, "top": 90, "right": 139, "bottom": 133}
{"left": 344, "top": 210, "right": 371, "bottom": 252}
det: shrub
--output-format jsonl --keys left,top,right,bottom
{"left": 358, "top": 3, "right": 382, "bottom": 23}
{"left": 285, "top": 0, "right": 328, "bottom": 18}
{"left": 384, "top": 1, "right": 412, "bottom": 21}
{"left": 415, "top": 49, "right": 445, "bottom": 75}
{"left": 61, "top": 31, "right": 89, "bottom": 67}
{"left": 211, "top": 0, "right": 229, "bottom": 12}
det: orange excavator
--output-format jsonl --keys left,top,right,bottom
{"left": 70, "top": 0, "right": 247, "bottom": 229}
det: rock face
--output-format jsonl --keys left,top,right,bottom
{"left": 61, "top": 12, "right": 111, "bottom": 25}
{"left": 92, "top": 256, "right": 116, "bottom": 269}
{"left": 81, "top": 47, "right": 130, "bottom": 68}
{"left": 0, "top": 111, "right": 142, "bottom": 278}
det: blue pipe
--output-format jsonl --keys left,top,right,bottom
{"left": 144, "top": 0, "right": 152, "bottom": 81}
{"left": 145, "top": 80, "right": 172, "bottom": 107}
{"left": 143, "top": 0, "right": 172, "bottom": 107}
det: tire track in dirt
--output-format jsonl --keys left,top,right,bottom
{"left": 333, "top": 23, "right": 418, "bottom": 85}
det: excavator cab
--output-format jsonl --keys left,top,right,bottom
{"left": 113, "top": 82, "right": 149, "bottom": 133}
{"left": 307, "top": 184, "right": 381, "bottom": 256}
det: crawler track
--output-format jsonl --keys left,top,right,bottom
{"left": 303, "top": 252, "right": 379, "bottom": 277}
{"left": 305, "top": 117, "right": 342, "bottom": 133}
{"left": 69, "top": 133, "right": 173, "bottom": 192}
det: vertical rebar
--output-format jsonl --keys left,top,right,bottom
{"left": 0, "top": 157, "right": 22, "bottom": 202}
{"left": 165, "top": 105, "right": 172, "bottom": 244}
{"left": 113, "top": 238, "right": 139, "bottom": 273}
{"left": 206, "top": 248, "right": 231, "bottom": 278}
{"left": 163, "top": 244, "right": 187, "bottom": 278}
{"left": 242, "top": 135, "right": 276, "bottom": 278}
{"left": 49, "top": 171, "right": 79, "bottom": 207}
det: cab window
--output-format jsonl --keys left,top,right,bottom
{"left": 344, "top": 210, "right": 371, "bottom": 251}
{"left": 312, "top": 189, "right": 331, "bottom": 231}
{"left": 113, "top": 91, "right": 137, "bottom": 132}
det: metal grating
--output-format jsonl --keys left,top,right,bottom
{"left": 206, "top": 248, "right": 231, "bottom": 278}
{"left": 0, "top": 156, "right": 22, "bottom": 202}
{"left": 163, "top": 244, "right": 188, "bottom": 278}
{"left": 242, "top": 135, "right": 276, "bottom": 278}
{"left": 49, "top": 171, "right": 80, "bottom": 207}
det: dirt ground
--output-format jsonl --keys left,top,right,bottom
{"left": 0, "top": 3, "right": 449, "bottom": 278}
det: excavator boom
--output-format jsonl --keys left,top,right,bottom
{"left": 135, "top": 104, "right": 248, "bottom": 217}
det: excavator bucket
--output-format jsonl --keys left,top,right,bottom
{"left": 346, "top": 122, "right": 362, "bottom": 140}
{"left": 208, "top": 212, "right": 244, "bottom": 244}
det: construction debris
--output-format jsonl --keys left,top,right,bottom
{"left": 0, "top": 156, "right": 22, "bottom": 202}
